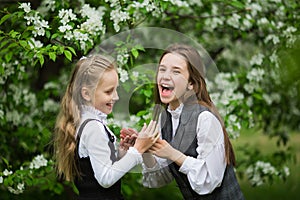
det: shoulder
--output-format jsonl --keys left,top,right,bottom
{"left": 80, "top": 119, "right": 107, "bottom": 140}
{"left": 197, "top": 111, "right": 222, "bottom": 128}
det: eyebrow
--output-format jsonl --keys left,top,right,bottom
{"left": 159, "top": 64, "right": 183, "bottom": 70}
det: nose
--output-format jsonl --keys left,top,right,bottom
{"left": 113, "top": 90, "right": 119, "bottom": 101}
{"left": 161, "top": 70, "right": 171, "bottom": 80}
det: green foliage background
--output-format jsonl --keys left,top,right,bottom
{"left": 0, "top": 0, "right": 299, "bottom": 199}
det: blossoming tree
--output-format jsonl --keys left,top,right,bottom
{"left": 0, "top": 0, "right": 299, "bottom": 199}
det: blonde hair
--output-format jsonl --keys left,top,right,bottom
{"left": 53, "top": 55, "right": 117, "bottom": 181}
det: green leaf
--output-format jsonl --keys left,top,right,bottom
{"left": 59, "top": 46, "right": 64, "bottom": 54}
{"left": 0, "top": 14, "right": 11, "bottom": 25}
{"left": 4, "top": 52, "right": 13, "bottom": 62}
{"left": 67, "top": 46, "right": 76, "bottom": 56}
{"left": 230, "top": 1, "right": 245, "bottom": 9}
{"left": 46, "top": 30, "right": 51, "bottom": 39}
{"left": 8, "top": 30, "right": 19, "bottom": 38}
{"left": 64, "top": 50, "right": 72, "bottom": 61}
{"left": 37, "top": 54, "right": 45, "bottom": 66}
{"left": 143, "top": 90, "right": 152, "bottom": 97}
{"left": 131, "top": 48, "right": 139, "bottom": 58}
{"left": 51, "top": 33, "right": 59, "bottom": 39}
{"left": 49, "top": 52, "right": 56, "bottom": 61}
{"left": 19, "top": 40, "right": 27, "bottom": 48}
{"left": 1, "top": 157, "right": 10, "bottom": 167}
{"left": 135, "top": 44, "right": 145, "bottom": 51}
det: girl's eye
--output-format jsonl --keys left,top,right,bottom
{"left": 158, "top": 67, "right": 166, "bottom": 72}
{"left": 173, "top": 70, "right": 180, "bottom": 74}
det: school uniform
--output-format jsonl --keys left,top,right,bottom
{"left": 143, "top": 103, "right": 244, "bottom": 199}
{"left": 75, "top": 106, "right": 142, "bottom": 200}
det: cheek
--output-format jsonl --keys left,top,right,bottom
{"left": 176, "top": 76, "right": 189, "bottom": 85}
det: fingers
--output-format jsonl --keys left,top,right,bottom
{"left": 139, "top": 123, "right": 147, "bottom": 134}
{"left": 153, "top": 131, "right": 160, "bottom": 143}
{"left": 145, "top": 120, "right": 156, "bottom": 133}
{"left": 128, "top": 128, "right": 138, "bottom": 135}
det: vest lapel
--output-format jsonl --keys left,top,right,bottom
{"left": 171, "top": 104, "right": 198, "bottom": 153}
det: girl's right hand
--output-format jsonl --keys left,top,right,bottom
{"left": 134, "top": 120, "right": 160, "bottom": 154}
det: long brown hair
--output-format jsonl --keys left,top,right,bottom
{"left": 53, "top": 55, "right": 117, "bottom": 181}
{"left": 154, "top": 44, "right": 236, "bottom": 166}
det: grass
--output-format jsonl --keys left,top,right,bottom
{"left": 232, "top": 129, "right": 300, "bottom": 200}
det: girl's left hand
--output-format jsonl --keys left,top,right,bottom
{"left": 148, "top": 139, "right": 174, "bottom": 159}
{"left": 149, "top": 139, "right": 187, "bottom": 165}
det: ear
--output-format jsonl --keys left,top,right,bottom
{"left": 187, "top": 82, "right": 193, "bottom": 90}
{"left": 81, "top": 87, "right": 91, "bottom": 101}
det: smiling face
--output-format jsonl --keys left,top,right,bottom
{"left": 157, "top": 53, "right": 193, "bottom": 110}
{"left": 93, "top": 69, "right": 119, "bottom": 114}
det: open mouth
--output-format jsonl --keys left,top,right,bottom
{"left": 160, "top": 84, "right": 174, "bottom": 96}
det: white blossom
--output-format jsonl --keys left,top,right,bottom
{"left": 58, "top": 24, "right": 72, "bottom": 33}
{"left": 37, "top": 0, "right": 56, "bottom": 13}
{"left": 227, "top": 13, "right": 241, "bottom": 29}
{"left": 250, "top": 53, "right": 265, "bottom": 66}
{"left": 118, "top": 68, "right": 129, "bottom": 83}
{"left": 64, "top": 31, "right": 73, "bottom": 40}
{"left": 132, "top": 71, "right": 139, "bottom": 78}
{"left": 117, "top": 53, "right": 129, "bottom": 66}
{"left": 79, "top": 4, "right": 106, "bottom": 35}
{"left": 19, "top": 2, "right": 31, "bottom": 13}
{"left": 8, "top": 182, "right": 25, "bottom": 194}
{"left": 165, "top": 0, "right": 189, "bottom": 7}
{"left": 28, "top": 38, "right": 43, "bottom": 49}
{"left": 257, "top": 17, "right": 269, "bottom": 25}
{"left": 246, "top": 161, "right": 279, "bottom": 186}
{"left": 188, "top": 0, "right": 203, "bottom": 6}
{"left": 246, "top": 68, "right": 265, "bottom": 82}
{"left": 247, "top": 3, "right": 262, "bottom": 16}
{"left": 24, "top": 12, "right": 49, "bottom": 37}
{"left": 282, "top": 166, "right": 290, "bottom": 177}
{"left": 3, "top": 169, "right": 13, "bottom": 176}
{"left": 43, "top": 99, "right": 59, "bottom": 112}
{"left": 264, "top": 34, "right": 280, "bottom": 45}
{"left": 0, "top": 176, "right": 3, "bottom": 183}
{"left": 29, "top": 154, "right": 48, "bottom": 169}
{"left": 110, "top": 9, "right": 130, "bottom": 32}
{"left": 58, "top": 9, "right": 77, "bottom": 25}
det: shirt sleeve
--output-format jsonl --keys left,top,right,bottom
{"left": 142, "top": 155, "right": 174, "bottom": 188}
{"left": 142, "top": 114, "right": 174, "bottom": 188}
{"left": 80, "top": 121, "right": 143, "bottom": 188}
{"left": 178, "top": 111, "right": 226, "bottom": 195}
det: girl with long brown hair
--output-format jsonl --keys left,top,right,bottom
{"left": 53, "top": 54, "right": 159, "bottom": 200}
{"left": 142, "top": 44, "right": 244, "bottom": 199}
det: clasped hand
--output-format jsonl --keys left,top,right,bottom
{"left": 120, "top": 120, "right": 160, "bottom": 153}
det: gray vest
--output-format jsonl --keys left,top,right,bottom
{"left": 161, "top": 103, "right": 245, "bottom": 200}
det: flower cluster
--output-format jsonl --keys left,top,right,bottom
{"left": 0, "top": 154, "right": 49, "bottom": 194}
{"left": 19, "top": 3, "right": 49, "bottom": 37}
{"left": 245, "top": 161, "right": 290, "bottom": 186}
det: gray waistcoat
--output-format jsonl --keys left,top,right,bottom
{"left": 161, "top": 103, "right": 245, "bottom": 200}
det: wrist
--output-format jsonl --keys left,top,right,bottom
{"left": 133, "top": 144, "right": 144, "bottom": 154}
{"left": 170, "top": 149, "right": 186, "bottom": 166}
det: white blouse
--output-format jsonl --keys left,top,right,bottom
{"left": 77, "top": 106, "right": 142, "bottom": 188}
{"left": 142, "top": 104, "right": 226, "bottom": 195}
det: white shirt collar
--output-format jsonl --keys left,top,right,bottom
{"left": 167, "top": 103, "right": 184, "bottom": 119}
{"left": 81, "top": 105, "right": 107, "bottom": 124}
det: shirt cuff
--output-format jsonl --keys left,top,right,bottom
{"left": 127, "top": 147, "right": 143, "bottom": 164}
{"left": 142, "top": 161, "right": 161, "bottom": 172}
{"left": 179, "top": 156, "right": 202, "bottom": 174}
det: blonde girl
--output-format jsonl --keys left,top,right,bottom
{"left": 53, "top": 55, "right": 159, "bottom": 200}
